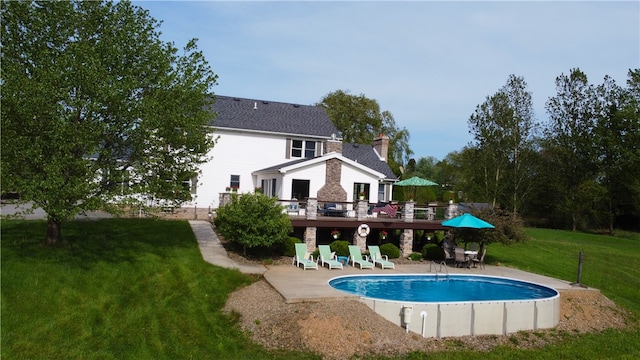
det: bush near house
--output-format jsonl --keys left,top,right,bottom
{"left": 422, "top": 243, "right": 445, "bottom": 261}
{"left": 380, "top": 243, "right": 400, "bottom": 259}
{"left": 330, "top": 240, "right": 350, "bottom": 257}
{"left": 214, "top": 193, "right": 292, "bottom": 255}
{"left": 278, "top": 236, "right": 301, "bottom": 257}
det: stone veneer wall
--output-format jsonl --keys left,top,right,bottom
{"left": 317, "top": 158, "right": 347, "bottom": 202}
{"left": 373, "top": 134, "right": 389, "bottom": 161}
{"left": 324, "top": 139, "right": 342, "bottom": 154}
{"left": 399, "top": 229, "right": 413, "bottom": 257}
{"left": 304, "top": 227, "right": 317, "bottom": 252}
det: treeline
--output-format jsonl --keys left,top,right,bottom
{"left": 404, "top": 68, "right": 640, "bottom": 233}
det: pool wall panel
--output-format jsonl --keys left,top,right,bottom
{"left": 438, "top": 303, "right": 472, "bottom": 337}
{"left": 504, "top": 301, "right": 535, "bottom": 333}
{"left": 535, "top": 298, "right": 560, "bottom": 329}
{"left": 472, "top": 302, "right": 505, "bottom": 335}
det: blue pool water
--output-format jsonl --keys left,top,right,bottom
{"left": 329, "top": 275, "right": 558, "bottom": 303}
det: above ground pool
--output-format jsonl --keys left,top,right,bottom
{"left": 328, "top": 274, "right": 558, "bottom": 303}
{"left": 328, "top": 274, "right": 560, "bottom": 338}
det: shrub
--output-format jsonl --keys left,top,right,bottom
{"left": 453, "top": 208, "right": 528, "bottom": 245}
{"left": 278, "top": 236, "right": 300, "bottom": 257}
{"left": 330, "top": 240, "right": 350, "bottom": 257}
{"left": 408, "top": 252, "right": 422, "bottom": 261}
{"left": 214, "top": 193, "right": 292, "bottom": 254}
{"left": 422, "top": 243, "right": 445, "bottom": 261}
{"left": 380, "top": 243, "right": 400, "bottom": 259}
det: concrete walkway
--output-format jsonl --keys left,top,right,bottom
{"left": 189, "top": 220, "right": 592, "bottom": 303}
{"left": 188, "top": 220, "right": 267, "bottom": 274}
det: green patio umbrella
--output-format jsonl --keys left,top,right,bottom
{"left": 393, "top": 176, "right": 438, "bottom": 201}
{"left": 394, "top": 176, "right": 439, "bottom": 187}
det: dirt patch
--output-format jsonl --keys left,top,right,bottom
{"left": 223, "top": 280, "right": 632, "bottom": 360}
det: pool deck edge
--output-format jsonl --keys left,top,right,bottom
{"left": 263, "top": 263, "right": 594, "bottom": 303}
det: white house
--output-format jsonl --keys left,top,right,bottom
{"left": 193, "top": 96, "right": 398, "bottom": 209}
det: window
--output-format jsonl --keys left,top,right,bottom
{"left": 378, "top": 184, "right": 385, "bottom": 202}
{"left": 290, "top": 139, "right": 316, "bottom": 158}
{"left": 261, "top": 178, "right": 277, "bottom": 197}
{"left": 304, "top": 141, "right": 316, "bottom": 158}
{"left": 353, "top": 183, "right": 370, "bottom": 200}
{"left": 291, "top": 179, "right": 310, "bottom": 200}
{"left": 230, "top": 175, "right": 240, "bottom": 190}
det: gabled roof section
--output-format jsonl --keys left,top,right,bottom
{"left": 253, "top": 153, "right": 386, "bottom": 179}
{"left": 342, "top": 143, "right": 398, "bottom": 180}
{"left": 208, "top": 95, "right": 339, "bottom": 137}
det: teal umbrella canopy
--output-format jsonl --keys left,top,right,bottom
{"left": 442, "top": 213, "right": 495, "bottom": 229}
{"left": 394, "top": 176, "right": 439, "bottom": 187}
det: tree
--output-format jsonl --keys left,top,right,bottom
{"left": 593, "top": 71, "right": 640, "bottom": 233}
{"left": 1, "top": 1, "right": 218, "bottom": 245}
{"left": 466, "top": 75, "right": 538, "bottom": 213}
{"left": 543, "top": 68, "right": 599, "bottom": 231}
{"left": 214, "top": 193, "right": 293, "bottom": 255}
{"left": 317, "top": 90, "right": 412, "bottom": 175}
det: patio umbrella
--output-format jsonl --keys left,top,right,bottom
{"left": 394, "top": 176, "right": 439, "bottom": 187}
{"left": 441, "top": 213, "right": 495, "bottom": 229}
{"left": 393, "top": 176, "right": 438, "bottom": 200}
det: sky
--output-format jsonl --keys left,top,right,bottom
{"left": 133, "top": 1, "right": 639, "bottom": 160}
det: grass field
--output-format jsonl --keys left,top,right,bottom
{"left": 2, "top": 219, "right": 639, "bottom": 359}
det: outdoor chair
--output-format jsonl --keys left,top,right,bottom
{"left": 472, "top": 248, "right": 487, "bottom": 270}
{"left": 443, "top": 247, "right": 455, "bottom": 264}
{"left": 454, "top": 247, "right": 470, "bottom": 268}
{"left": 368, "top": 245, "right": 395, "bottom": 269}
{"left": 293, "top": 243, "right": 318, "bottom": 270}
{"left": 348, "top": 245, "right": 374, "bottom": 269}
{"left": 317, "top": 245, "right": 343, "bottom": 270}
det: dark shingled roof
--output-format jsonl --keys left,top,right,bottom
{"left": 342, "top": 143, "right": 397, "bottom": 180}
{"left": 208, "top": 95, "right": 339, "bottom": 137}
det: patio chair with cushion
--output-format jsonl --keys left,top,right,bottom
{"left": 317, "top": 245, "right": 343, "bottom": 270}
{"left": 368, "top": 245, "right": 395, "bottom": 269}
{"left": 348, "top": 245, "right": 374, "bottom": 269}
{"left": 293, "top": 243, "right": 318, "bottom": 270}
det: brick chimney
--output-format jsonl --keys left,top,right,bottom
{"left": 373, "top": 133, "right": 390, "bottom": 162}
{"left": 317, "top": 158, "right": 347, "bottom": 202}
{"left": 324, "top": 138, "right": 342, "bottom": 155}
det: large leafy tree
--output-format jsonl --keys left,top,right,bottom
{"left": 465, "top": 75, "right": 538, "bottom": 214}
{"left": 317, "top": 90, "right": 412, "bottom": 175}
{"left": 1, "top": 1, "right": 218, "bottom": 245}
{"left": 593, "top": 71, "right": 640, "bottom": 233}
{"left": 543, "top": 68, "right": 599, "bottom": 231}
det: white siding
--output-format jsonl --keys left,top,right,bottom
{"left": 197, "top": 130, "right": 286, "bottom": 207}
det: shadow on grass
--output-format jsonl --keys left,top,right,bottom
{"left": 1, "top": 218, "right": 197, "bottom": 269}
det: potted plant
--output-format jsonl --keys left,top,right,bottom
{"left": 225, "top": 186, "right": 231, "bottom": 192}
{"left": 331, "top": 229, "right": 341, "bottom": 240}
{"left": 359, "top": 191, "right": 366, "bottom": 200}
{"left": 379, "top": 230, "right": 388, "bottom": 240}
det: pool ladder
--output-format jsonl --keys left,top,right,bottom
{"left": 429, "top": 260, "right": 449, "bottom": 280}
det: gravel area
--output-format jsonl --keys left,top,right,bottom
{"left": 223, "top": 262, "right": 631, "bottom": 359}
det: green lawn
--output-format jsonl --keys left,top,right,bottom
{"left": 2, "top": 219, "right": 639, "bottom": 359}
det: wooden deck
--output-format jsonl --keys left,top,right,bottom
{"left": 289, "top": 215, "right": 448, "bottom": 231}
